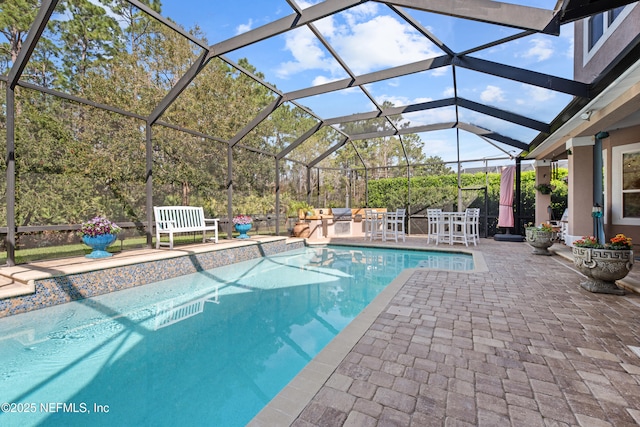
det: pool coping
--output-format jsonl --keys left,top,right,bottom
{"left": 248, "top": 244, "right": 488, "bottom": 426}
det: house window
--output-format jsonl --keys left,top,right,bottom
{"left": 622, "top": 152, "right": 640, "bottom": 217}
{"left": 612, "top": 143, "right": 640, "bottom": 225}
{"left": 609, "top": 6, "right": 625, "bottom": 25}
{"left": 584, "top": 5, "right": 633, "bottom": 63}
{"left": 588, "top": 14, "right": 604, "bottom": 50}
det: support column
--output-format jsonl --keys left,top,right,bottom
{"left": 566, "top": 136, "right": 595, "bottom": 245}
{"left": 6, "top": 86, "right": 16, "bottom": 266}
{"left": 275, "top": 158, "right": 280, "bottom": 236}
{"left": 534, "top": 159, "right": 552, "bottom": 225}
{"left": 145, "top": 124, "right": 153, "bottom": 247}
{"left": 226, "top": 144, "right": 233, "bottom": 239}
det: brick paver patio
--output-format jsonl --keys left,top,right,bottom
{"left": 289, "top": 238, "right": 640, "bottom": 426}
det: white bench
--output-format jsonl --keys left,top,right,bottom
{"left": 153, "top": 206, "right": 219, "bottom": 250}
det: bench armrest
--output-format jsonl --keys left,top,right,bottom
{"left": 204, "top": 218, "right": 219, "bottom": 225}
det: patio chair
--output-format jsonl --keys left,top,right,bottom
{"left": 465, "top": 208, "right": 480, "bottom": 246}
{"left": 426, "top": 209, "right": 441, "bottom": 244}
{"left": 386, "top": 208, "right": 406, "bottom": 242}
{"left": 436, "top": 211, "right": 452, "bottom": 245}
{"left": 363, "top": 209, "right": 375, "bottom": 240}
{"left": 450, "top": 212, "right": 469, "bottom": 246}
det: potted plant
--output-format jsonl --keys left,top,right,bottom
{"left": 525, "top": 222, "right": 554, "bottom": 255}
{"left": 232, "top": 215, "right": 253, "bottom": 239}
{"left": 534, "top": 183, "right": 554, "bottom": 194}
{"left": 79, "top": 216, "right": 122, "bottom": 258}
{"left": 572, "top": 234, "right": 633, "bottom": 295}
{"left": 286, "top": 201, "right": 314, "bottom": 237}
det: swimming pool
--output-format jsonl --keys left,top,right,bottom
{"left": 0, "top": 245, "right": 473, "bottom": 426}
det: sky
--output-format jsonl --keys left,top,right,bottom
{"left": 159, "top": 0, "right": 576, "bottom": 165}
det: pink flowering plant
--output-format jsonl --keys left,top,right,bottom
{"left": 232, "top": 215, "right": 253, "bottom": 225}
{"left": 79, "top": 216, "right": 122, "bottom": 237}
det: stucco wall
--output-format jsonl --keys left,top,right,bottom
{"left": 574, "top": 4, "right": 640, "bottom": 83}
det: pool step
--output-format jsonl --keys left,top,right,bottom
{"left": 0, "top": 277, "right": 35, "bottom": 300}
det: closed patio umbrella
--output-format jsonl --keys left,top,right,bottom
{"left": 498, "top": 165, "right": 515, "bottom": 229}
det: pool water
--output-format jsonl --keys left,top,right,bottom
{"left": 0, "top": 246, "right": 472, "bottom": 426}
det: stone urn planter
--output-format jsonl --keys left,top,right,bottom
{"left": 232, "top": 215, "right": 253, "bottom": 239}
{"left": 79, "top": 216, "right": 121, "bottom": 259}
{"left": 82, "top": 233, "right": 117, "bottom": 258}
{"left": 525, "top": 228, "right": 554, "bottom": 255}
{"left": 234, "top": 223, "right": 252, "bottom": 239}
{"left": 572, "top": 247, "right": 633, "bottom": 295}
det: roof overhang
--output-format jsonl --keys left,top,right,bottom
{"left": 526, "top": 57, "right": 640, "bottom": 160}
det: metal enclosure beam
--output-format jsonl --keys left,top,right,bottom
{"left": 5, "top": 0, "right": 58, "bottom": 266}
{"left": 560, "top": 0, "right": 639, "bottom": 23}
{"left": 454, "top": 56, "right": 590, "bottom": 98}
{"left": 283, "top": 55, "right": 452, "bottom": 101}
{"left": 277, "top": 122, "right": 323, "bottom": 160}
{"left": 207, "top": 0, "right": 365, "bottom": 58}
{"left": 148, "top": 52, "right": 210, "bottom": 125}
{"left": 457, "top": 98, "right": 550, "bottom": 132}
{"left": 229, "top": 97, "right": 283, "bottom": 147}
{"left": 275, "top": 158, "right": 281, "bottom": 235}
{"left": 146, "top": 124, "right": 153, "bottom": 247}
{"left": 8, "top": 0, "right": 58, "bottom": 87}
{"left": 309, "top": 137, "right": 350, "bottom": 168}
{"left": 380, "top": 0, "right": 560, "bottom": 34}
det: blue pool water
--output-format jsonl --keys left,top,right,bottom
{"left": 0, "top": 246, "right": 472, "bottom": 426}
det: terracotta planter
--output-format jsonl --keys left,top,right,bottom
{"left": 292, "top": 222, "right": 310, "bottom": 238}
{"left": 572, "top": 247, "right": 633, "bottom": 295}
{"left": 525, "top": 228, "right": 554, "bottom": 255}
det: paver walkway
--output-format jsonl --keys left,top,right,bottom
{"left": 290, "top": 239, "right": 640, "bottom": 426}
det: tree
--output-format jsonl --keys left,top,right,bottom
{"left": 0, "top": 0, "right": 40, "bottom": 66}
{"left": 52, "top": 0, "right": 123, "bottom": 87}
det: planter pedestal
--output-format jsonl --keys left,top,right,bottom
{"left": 82, "top": 234, "right": 117, "bottom": 259}
{"left": 234, "top": 223, "right": 252, "bottom": 239}
{"left": 572, "top": 247, "right": 633, "bottom": 295}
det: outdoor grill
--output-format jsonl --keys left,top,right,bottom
{"left": 331, "top": 208, "right": 352, "bottom": 222}
{"left": 329, "top": 208, "right": 353, "bottom": 236}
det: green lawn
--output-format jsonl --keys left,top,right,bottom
{"left": 0, "top": 232, "right": 234, "bottom": 265}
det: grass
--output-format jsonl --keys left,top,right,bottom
{"left": 0, "top": 221, "right": 290, "bottom": 265}
{"left": 0, "top": 232, "right": 237, "bottom": 265}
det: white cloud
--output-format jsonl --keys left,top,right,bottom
{"left": 331, "top": 15, "right": 438, "bottom": 74}
{"left": 276, "top": 28, "right": 340, "bottom": 79}
{"left": 429, "top": 67, "right": 448, "bottom": 77}
{"left": 276, "top": 10, "right": 438, "bottom": 80}
{"left": 312, "top": 75, "right": 343, "bottom": 86}
{"left": 521, "top": 37, "right": 554, "bottom": 62}
{"left": 443, "top": 87, "right": 455, "bottom": 97}
{"left": 480, "top": 85, "right": 505, "bottom": 103}
{"left": 236, "top": 19, "right": 253, "bottom": 35}
{"left": 525, "top": 86, "right": 556, "bottom": 103}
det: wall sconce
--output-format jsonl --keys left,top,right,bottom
{"left": 580, "top": 111, "right": 592, "bottom": 120}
